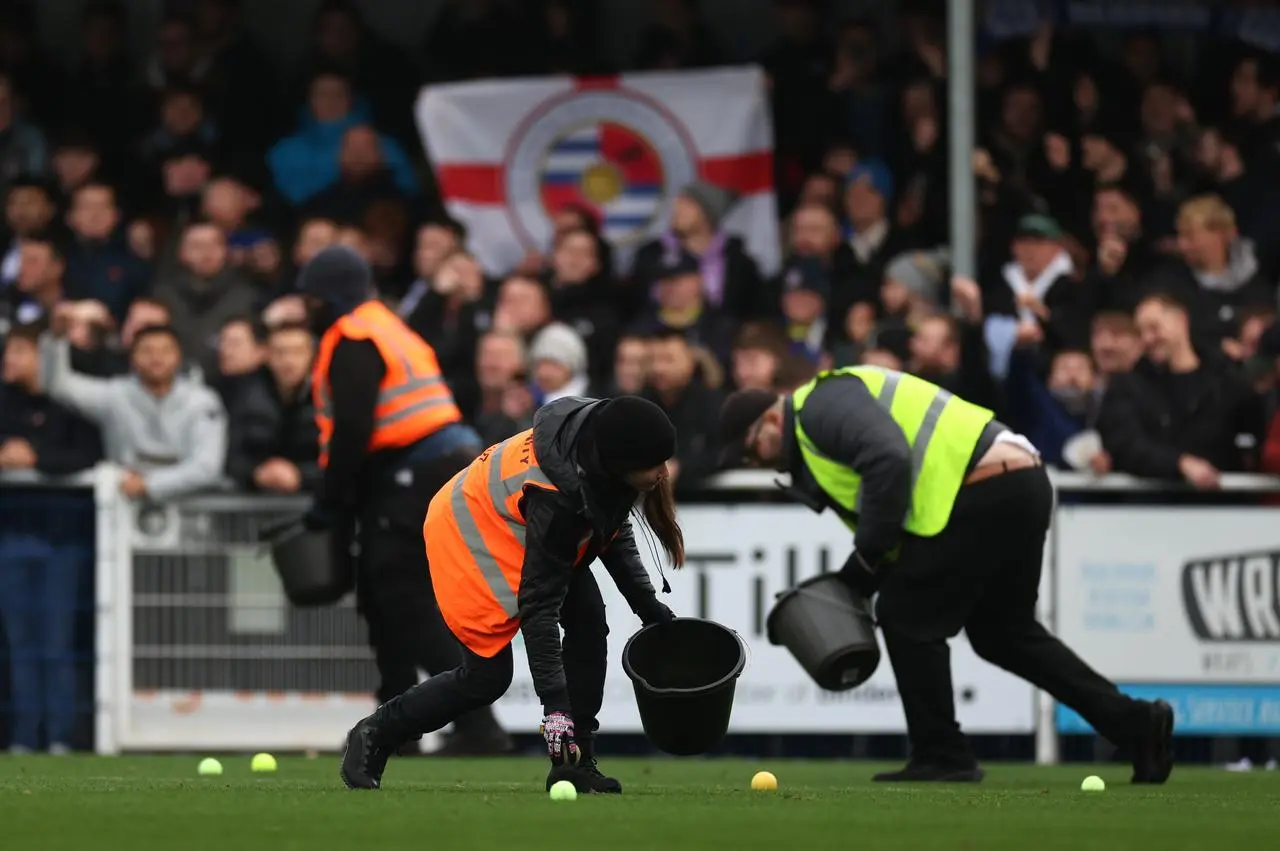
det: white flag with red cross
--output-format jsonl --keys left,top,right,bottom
{"left": 415, "top": 66, "right": 780, "bottom": 277}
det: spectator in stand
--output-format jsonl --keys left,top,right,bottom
{"left": 303, "top": 125, "right": 418, "bottom": 226}
{"left": 1, "top": 175, "right": 55, "bottom": 289}
{"left": 1257, "top": 324, "right": 1280, "bottom": 478}
{"left": 64, "top": 0, "right": 139, "bottom": 161}
{"left": 215, "top": 315, "right": 264, "bottom": 389}
{"left": 0, "top": 321, "right": 101, "bottom": 755}
{"left": 835, "top": 159, "right": 911, "bottom": 305}
{"left": 983, "top": 214, "right": 1088, "bottom": 379}
{"left": 191, "top": 0, "right": 280, "bottom": 148}
{"left": 1086, "top": 182, "right": 1159, "bottom": 315}
{"left": 1007, "top": 346, "right": 1106, "bottom": 471}
{"left": 490, "top": 273, "right": 552, "bottom": 343}
{"left": 779, "top": 201, "right": 859, "bottom": 331}
{"left": 1089, "top": 310, "right": 1141, "bottom": 390}
{"left": 0, "top": 74, "right": 46, "bottom": 193}
{"left": 468, "top": 329, "right": 525, "bottom": 425}
{"left": 88, "top": 296, "right": 173, "bottom": 376}
{"left": 63, "top": 182, "right": 151, "bottom": 323}
{"left": 1147, "top": 194, "right": 1275, "bottom": 346}
{"left": 153, "top": 221, "right": 258, "bottom": 379}
{"left": 267, "top": 68, "right": 416, "bottom": 206}
{"left": 641, "top": 329, "right": 722, "bottom": 490}
{"left": 543, "top": 227, "right": 619, "bottom": 386}
{"left": 144, "top": 14, "right": 210, "bottom": 94}
{"left": 605, "top": 333, "right": 649, "bottom": 397}
{"left": 629, "top": 249, "right": 735, "bottom": 367}
{"left": 397, "top": 217, "right": 465, "bottom": 320}
{"left": 1097, "top": 292, "right": 1263, "bottom": 489}
{"left": 201, "top": 175, "right": 280, "bottom": 289}
{"left": 731, "top": 321, "right": 789, "bottom": 392}
{"left": 224, "top": 322, "right": 319, "bottom": 494}
{"left": 48, "top": 131, "right": 108, "bottom": 200}
{"left": 633, "top": 0, "right": 723, "bottom": 70}
{"left": 628, "top": 180, "right": 764, "bottom": 318}
{"left": 404, "top": 249, "right": 488, "bottom": 385}
{"left": 2, "top": 235, "right": 66, "bottom": 327}
{"left": 0, "top": 8, "right": 63, "bottom": 132}
{"left": 42, "top": 313, "right": 227, "bottom": 502}
{"left": 777, "top": 255, "right": 833, "bottom": 365}
{"left": 1228, "top": 53, "right": 1280, "bottom": 175}
{"left": 529, "top": 322, "right": 590, "bottom": 406}
{"left": 140, "top": 85, "right": 221, "bottom": 177}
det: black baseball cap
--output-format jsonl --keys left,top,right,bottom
{"left": 656, "top": 249, "right": 700, "bottom": 280}
{"left": 717, "top": 388, "right": 782, "bottom": 468}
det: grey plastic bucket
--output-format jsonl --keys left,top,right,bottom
{"left": 261, "top": 518, "right": 352, "bottom": 607}
{"left": 765, "top": 573, "right": 880, "bottom": 692}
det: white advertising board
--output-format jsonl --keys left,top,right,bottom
{"left": 491, "top": 505, "right": 1036, "bottom": 734}
{"left": 1054, "top": 506, "right": 1280, "bottom": 735}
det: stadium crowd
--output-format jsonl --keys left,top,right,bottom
{"left": 1, "top": 0, "right": 1280, "bottom": 752}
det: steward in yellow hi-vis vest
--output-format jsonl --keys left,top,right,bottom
{"left": 718, "top": 366, "right": 1174, "bottom": 785}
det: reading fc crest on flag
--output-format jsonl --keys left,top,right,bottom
{"left": 504, "top": 88, "right": 699, "bottom": 251}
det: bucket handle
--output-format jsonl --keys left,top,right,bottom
{"left": 257, "top": 515, "right": 307, "bottom": 555}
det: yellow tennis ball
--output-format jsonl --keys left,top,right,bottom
{"left": 250, "top": 753, "right": 277, "bottom": 773}
{"left": 1081, "top": 775, "right": 1106, "bottom": 792}
{"left": 197, "top": 757, "right": 223, "bottom": 776}
{"left": 751, "top": 770, "right": 778, "bottom": 791}
{"left": 549, "top": 779, "right": 578, "bottom": 801}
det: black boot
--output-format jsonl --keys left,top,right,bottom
{"left": 424, "top": 708, "right": 514, "bottom": 757}
{"left": 340, "top": 701, "right": 417, "bottom": 789}
{"left": 545, "top": 737, "right": 622, "bottom": 794}
{"left": 1130, "top": 699, "right": 1174, "bottom": 784}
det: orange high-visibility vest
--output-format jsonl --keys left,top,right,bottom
{"left": 425, "top": 429, "right": 593, "bottom": 657}
{"left": 312, "top": 300, "right": 462, "bottom": 468}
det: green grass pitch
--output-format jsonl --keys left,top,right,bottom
{"left": 1, "top": 756, "right": 1275, "bottom": 850}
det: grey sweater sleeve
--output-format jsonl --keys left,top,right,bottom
{"left": 797, "top": 376, "right": 912, "bottom": 560}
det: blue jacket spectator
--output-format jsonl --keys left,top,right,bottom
{"left": 0, "top": 75, "right": 47, "bottom": 195}
{"left": 1004, "top": 346, "right": 1097, "bottom": 469}
{"left": 267, "top": 69, "right": 417, "bottom": 205}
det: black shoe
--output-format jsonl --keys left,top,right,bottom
{"left": 1130, "top": 699, "right": 1174, "bottom": 784}
{"left": 340, "top": 719, "right": 394, "bottom": 790}
{"left": 545, "top": 758, "right": 623, "bottom": 794}
{"left": 873, "top": 761, "right": 985, "bottom": 783}
{"left": 424, "top": 729, "right": 515, "bottom": 757}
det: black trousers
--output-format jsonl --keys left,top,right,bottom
{"left": 356, "top": 448, "right": 485, "bottom": 711}
{"left": 875, "top": 466, "right": 1139, "bottom": 765}
{"left": 381, "top": 565, "right": 610, "bottom": 743}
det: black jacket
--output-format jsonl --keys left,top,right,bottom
{"left": 781, "top": 373, "right": 1000, "bottom": 562}
{"left": 1097, "top": 352, "right": 1264, "bottom": 479}
{"left": 519, "top": 397, "right": 669, "bottom": 714}
{"left": 224, "top": 368, "right": 321, "bottom": 492}
{"left": 0, "top": 382, "right": 103, "bottom": 475}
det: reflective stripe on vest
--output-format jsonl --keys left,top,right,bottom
{"left": 313, "top": 302, "right": 461, "bottom": 465}
{"left": 791, "top": 366, "right": 994, "bottom": 537}
{"left": 447, "top": 433, "right": 554, "bottom": 618}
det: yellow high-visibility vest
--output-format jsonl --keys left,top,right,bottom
{"left": 791, "top": 366, "right": 993, "bottom": 536}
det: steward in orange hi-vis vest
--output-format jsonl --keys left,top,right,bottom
{"left": 299, "top": 245, "right": 510, "bottom": 761}
{"left": 340, "top": 396, "right": 686, "bottom": 795}
{"left": 313, "top": 300, "right": 461, "bottom": 467}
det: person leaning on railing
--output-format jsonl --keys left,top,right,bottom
{"left": 39, "top": 303, "right": 228, "bottom": 502}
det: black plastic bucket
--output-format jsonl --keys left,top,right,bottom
{"left": 765, "top": 573, "right": 880, "bottom": 692}
{"left": 261, "top": 518, "right": 353, "bottom": 607}
{"left": 621, "top": 618, "right": 747, "bottom": 756}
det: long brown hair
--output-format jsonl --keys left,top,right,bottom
{"left": 641, "top": 477, "right": 685, "bottom": 567}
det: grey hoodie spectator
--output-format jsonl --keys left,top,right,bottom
{"left": 529, "top": 321, "right": 590, "bottom": 405}
{"left": 153, "top": 221, "right": 259, "bottom": 379}
{"left": 41, "top": 320, "right": 227, "bottom": 502}
{"left": 0, "top": 74, "right": 47, "bottom": 193}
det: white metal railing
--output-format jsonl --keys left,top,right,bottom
{"left": 3, "top": 464, "right": 1280, "bottom": 758}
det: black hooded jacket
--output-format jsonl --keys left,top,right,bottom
{"left": 519, "top": 397, "right": 669, "bottom": 714}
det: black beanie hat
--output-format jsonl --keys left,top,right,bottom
{"left": 592, "top": 396, "right": 677, "bottom": 475}
{"left": 298, "top": 245, "right": 373, "bottom": 313}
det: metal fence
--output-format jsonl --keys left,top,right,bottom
{"left": 3, "top": 464, "right": 1280, "bottom": 758}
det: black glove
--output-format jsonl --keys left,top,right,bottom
{"left": 638, "top": 600, "right": 676, "bottom": 626}
{"left": 839, "top": 549, "right": 882, "bottom": 600}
